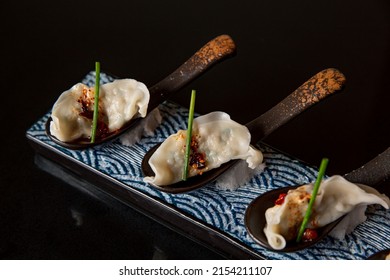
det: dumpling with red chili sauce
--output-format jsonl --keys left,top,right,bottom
{"left": 264, "top": 175, "right": 389, "bottom": 250}
{"left": 50, "top": 79, "right": 149, "bottom": 142}
{"left": 143, "top": 111, "right": 263, "bottom": 186}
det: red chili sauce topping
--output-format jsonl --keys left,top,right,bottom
{"left": 274, "top": 192, "right": 319, "bottom": 242}
{"left": 189, "top": 136, "right": 207, "bottom": 171}
{"left": 77, "top": 90, "right": 111, "bottom": 140}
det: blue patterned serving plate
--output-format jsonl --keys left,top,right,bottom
{"left": 26, "top": 72, "right": 390, "bottom": 259}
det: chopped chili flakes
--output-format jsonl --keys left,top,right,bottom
{"left": 188, "top": 135, "right": 207, "bottom": 171}
{"left": 77, "top": 87, "right": 110, "bottom": 140}
{"left": 275, "top": 193, "right": 287, "bottom": 205}
{"left": 302, "top": 228, "right": 318, "bottom": 242}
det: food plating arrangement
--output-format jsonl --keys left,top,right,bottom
{"left": 27, "top": 35, "right": 390, "bottom": 260}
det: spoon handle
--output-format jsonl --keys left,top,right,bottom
{"left": 147, "top": 34, "right": 236, "bottom": 110}
{"left": 246, "top": 68, "right": 346, "bottom": 144}
{"left": 344, "top": 147, "right": 390, "bottom": 186}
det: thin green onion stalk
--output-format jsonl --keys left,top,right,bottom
{"left": 90, "top": 61, "right": 101, "bottom": 143}
{"left": 182, "top": 90, "right": 197, "bottom": 181}
{"left": 296, "top": 157, "right": 329, "bottom": 242}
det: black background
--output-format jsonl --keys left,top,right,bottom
{"left": 1, "top": 0, "right": 389, "bottom": 259}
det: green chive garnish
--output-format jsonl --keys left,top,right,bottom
{"left": 296, "top": 157, "right": 329, "bottom": 243}
{"left": 182, "top": 90, "right": 196, "bottom": 181}
{"left": 91, "top": 61, "right": 101, "bottom": 143}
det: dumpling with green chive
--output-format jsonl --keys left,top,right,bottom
{"left": 264, "top": 175, "right": 390, "bottom": 250}
{"left": 50, "top": 79, "right": 149, "bottom": 142}
{"left": 143, "top": 111, "right": 263, "bottom": 186}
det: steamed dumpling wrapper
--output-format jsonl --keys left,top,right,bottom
{"left": 50, "top": 79, "right": 149, "bottom": 142}
{"left": 264, "top": 175, "right": 390, "bottom": 250}
{"left": 143, "top": 112, "right": 263, "bottom": 186}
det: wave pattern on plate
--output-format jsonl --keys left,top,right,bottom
{"left": 26, "top": 72, "right": 390, "bottom": 260}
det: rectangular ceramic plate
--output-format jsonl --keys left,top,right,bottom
{"left": 26, "top": 71, "right": 390, "bottom": 259}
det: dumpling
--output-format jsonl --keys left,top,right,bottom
{"left": 143, "top": 111, "right": 263, "bottom": 186}
{"left": 50, "top": 79, "right": 149, "bottom": 142}
{"left": 264, "top": 175, "right": 390, "bottom": 250}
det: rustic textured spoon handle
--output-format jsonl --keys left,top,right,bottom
{"left": 344, "top": 147, "right": 390, "bottom": 186}
{"left": 246, "top": 68, "right": 346, "bottom": 144}
{"left": 147, "top": 34, "right": 236, "bottom": 110}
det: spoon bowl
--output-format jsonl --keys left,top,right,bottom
{"left": 142, "top": 68, "right": 346, "bottom": 193}
{"left": 45, "top": 34, "right": 236, "bottom": 149}
{"left": 141, "top": 142, "right": 240, "bottom": 193}
{"left": 244, "top": 186, "right": 343, "bottom": 252}
{"left": 245, "top": 146, "right": 390, "bottom": 252}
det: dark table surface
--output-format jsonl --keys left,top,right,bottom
{"left": 1, "top": 0, "right": 389, "bottom": 259}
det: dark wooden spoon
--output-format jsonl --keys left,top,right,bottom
{"left": 142, "top": 68, "right": 346, "bottom": 193}
{"left": 367, "top": 248, "right": 390, "bottom": 260}
{"left": 45, "top": 34, "right": 236, "bottom": 149}
{"left": 344, "top": 147, "right": 390, "bottom": 187}
{"left": 245, "top": 146, "right": 390, "bottom": 252}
